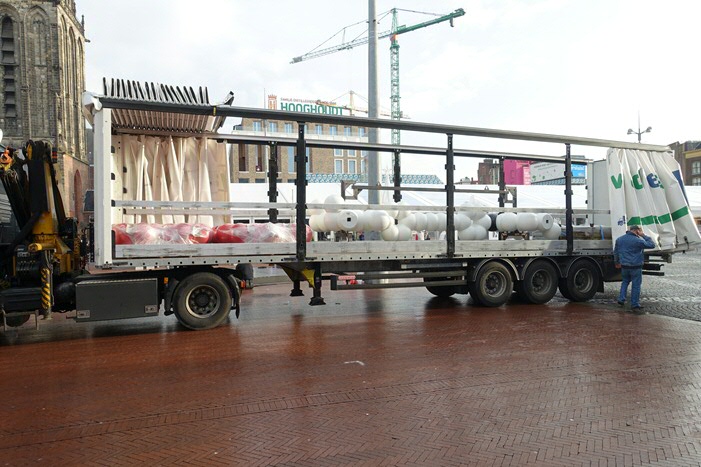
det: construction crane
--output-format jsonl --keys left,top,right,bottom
{"left": 291, "top": 8, "right": 464, "bottom": 145}
{"left": 327, "top": 90, "right": 396, "bottom": 118}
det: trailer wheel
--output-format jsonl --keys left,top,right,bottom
{"left": 424, "top": 277, "right": 456, "bottom": 298}
{"left": 516, "top": 260, "right": 558, "bottom": 304}
{"left": 468, "top": 261, "right": 513, "bottom": 307}
{"left": 558, "top": 260, "right": 600, "bottom": 302}
{"left": 173, "top": 272, "right": 232, "bottom": 330}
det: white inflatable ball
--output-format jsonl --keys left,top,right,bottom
{"left": 360, "top": 211, "right": 377, "bottom": 231}
{"left": 425, "top": 213, "right": 439, "bottom": 231}
{"left": 436, "top": 213, "right": 448, "bottom": 231}
{"left": 381, "top": 224, "right": 399, "bottom": 241}
{"left": 309, "top": 214, "right": 325, "bottom": 232}
{"left": 467, "top": 209, "right": 487, "bottom": 221}
{"left": 536, "top": 213, "right": 554, "bottom": 231}
{"left": 458, "top": 228, "right": 472, "bottom": 240}
{"left": 396, "top": 224, "right": 412, "bottom": 241}
{"left": 543, "top": 222, "right": 562, "bottom": 240}
{"left": 496, "top": 212, "right": 518, "bottom": 232}
{"left": 323, "top": 212, "right": 340, "bottom": 232}
{"left": 414, "top": 212, "right": 428, "bottom": 231}
{"left": 516, "top": 212, "right": 539, "bottom": 232}
{"left": 377, "top": 213, "right": 393, "bottom": 231}
{"left": 324, "top": 194, "right": 345, "bottom": 213}
{"left": 454, "top": 213, "right": 472, "bottom": 231}
{"left": 396, "top": 209, "right": 411, "bottom": 220}
{"left": 307, "top": 198, "right": 324, "bottom": 216}
{"left": 474, "top": 225, "right": 489, "bottom": 240}
{"left": 386, "top": 207, "right": 399, "bottom": 219}
{"left": 398, "top": 213, "right": 417, "bottom": 231}
{"left": 337, "top": 210, "right": 362, "bottom": 231}
{"left": 475, "top": 214, "right": 492, "bottom": 230}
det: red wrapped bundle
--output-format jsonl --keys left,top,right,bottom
{"left": 112, "top": 223, "right": 132, "bottom": 245}
{"left": 129, "top": 223, "right": 162, "bottom": 245}
{"left": 213, "top": 224, "right": 249, "bottom": 243}
{"left": 213, "top": 223, "right": 312, "bottom": 243}
{"left": 174, "top": 223, "right": 213, "bottom": 244}
{"left": 113, "top": 223, "right": 216, "bottom": 245}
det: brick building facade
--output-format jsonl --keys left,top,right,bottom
{"left": 0, "top": 0, "right": 89, "bottom": 223}
{"left": 229, "top": 117, "right": 369, "bottom": 184}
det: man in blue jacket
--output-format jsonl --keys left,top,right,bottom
{"left": 613, "top": 225, "right": 656, "bottom": 312}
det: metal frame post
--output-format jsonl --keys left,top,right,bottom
{"left": 446, "top": 134, "right": 455, "bottom": 258}
{"left": 93, "top": 107, "right": 113, "bottom": 267}
{"left": 267, "top": 142, "right": 279, "bottom": 223}
{"left": 295, "top": 123, "right": 307, "bottom": 261}
{"left": 498, "top": 158, "right": 506, "bottom": 208}
{"left": 565, "top": 143, "right": 574, "bottom": 255}
{"left": 393, "top": 149, "right": 401, "bottom": 202}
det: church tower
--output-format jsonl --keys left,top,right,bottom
{"left": 0, "top": 0, "right": 89, "bottom": 221}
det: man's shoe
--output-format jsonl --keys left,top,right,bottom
{"left": 632, "top": 306, "right": 645, "bottom": 315}
{"left": 617, "top": 301, "right": 625, "bottom": 307}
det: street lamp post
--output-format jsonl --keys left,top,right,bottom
{"left": 627, "top": 115, "right": 651, "bottom": 143}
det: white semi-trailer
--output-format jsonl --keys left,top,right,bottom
{"left": 1, "top": 81, "right": 698, "bottom": 331}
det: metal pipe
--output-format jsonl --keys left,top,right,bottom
{"left": 98, "top": 98, "right": 669, "bottom": 152}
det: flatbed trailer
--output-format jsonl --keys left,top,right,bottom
{"left": 2, "top": 83, "right": 696, "bottom": 331}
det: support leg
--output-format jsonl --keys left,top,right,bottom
{"left": 290, "top": 280, "right": 304, "bottom": 297}
{"left": 309, "top": 265, "right": 325, "bottom": 306}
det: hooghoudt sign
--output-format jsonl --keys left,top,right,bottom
{"left": 267, "top": 95, "right": 345, "bottom": 116}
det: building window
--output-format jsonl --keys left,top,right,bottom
{"left": 348, "top": 160, "right": 357, "bottom": 174}
{"left": 330, "top": 126, "right": 338, "bottom": 136}
{"left": 334, "top": 148, "right": 342, "bottom": 156}
{"left": 315, "top": 124, "right": 323, "bottom": 135}
{"left": 252, "top": 145, "right": 263, "bottom": 172}
{"left": 334, "top": 159, "right": 343, "bottom": 174}
{"left": 692, "top": 177, "right": 701, "bottom": 186}
{"left": 239, "top": 178, "right": 249, "bottom": 183}
{"left": 361, "top": 158, "right": 366, "bottom": 174}
{"left": 284, "top": 122, "right": 293, "bottom": 133}
{"left": 269, "top": 121, "right": 278, "bottom": 133}
{"left": 238, "top": 143, "right": 248, "bottom": 172}
{"left": 255, "top": 178, "right": 265, "bottom": 183}
{"left": 344, "top": 126, "right": 352, "bottom": 136}
{"left": 287, "top": 147, "right": 295, "bottom": 173}
{"left": 692, "top": 161, "right": 701, "bottom": 175}
{"left": 252, "top": 121, "right": 262, "bottom": 132}
{"left": 348, "top": 149, "right": 355, "bottom": 156}
{"left": 306, "top": 148, "right": 311, "bottom": 173}
{"left": 359, "top": 127, "right": 367, "bottom": 138}
{"left": 361, "top": 150, "right": 368, "bottom": 157}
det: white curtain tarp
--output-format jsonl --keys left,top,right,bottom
{"left": 112, "top": 135, "right": 230, "bottom": 227}
{"left": 607, "top": 148, "right": 701, "bottom": 251}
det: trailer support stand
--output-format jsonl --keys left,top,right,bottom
{"left": 290, "top": 280, "right": 304, "bottom": 297}
{"left": 309, "top": 264, "right": 325, "bottom": 306}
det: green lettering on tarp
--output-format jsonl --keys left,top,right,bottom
{"left": 632, "top": 173, "right": 644, "bottom": 190}
{"left": 611, "top": 174, "right": 623, "bottom": 189}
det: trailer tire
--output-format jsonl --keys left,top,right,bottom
{"left": 558, "top": 260, "right": 600, "bottom": 302}
{"left": 173, "top": 272, "right": 232, "bottom": 330}
{"left": 468, "top": 261, "right": 513, "bottom": 307}
{"left": 516, "top": 260, "right": 558, "bottom": 304}
{"left": 424, "top": 277, "right": 456, "bottom": 298}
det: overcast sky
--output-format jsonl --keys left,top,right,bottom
{"left": 78, "top": 0, "right": 700, "bottom": 179}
